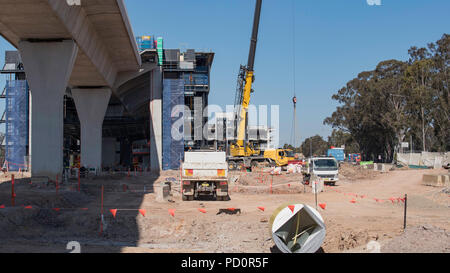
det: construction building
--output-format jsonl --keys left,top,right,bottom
{"left": 133, "top": 35, "right": 215, "bottom": 170}
{"left": 0, "top": 36, "right": 214, "bottom": 173}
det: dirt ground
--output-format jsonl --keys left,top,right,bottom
{"left": 0, "top": 165, "right": 448, "bottom": 253}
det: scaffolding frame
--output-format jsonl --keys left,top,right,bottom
{"left": 4, "top": 80, "right": 29, "bottom": 170}
{"left": 162, "top": 79, "right": 185, "bottom": 170}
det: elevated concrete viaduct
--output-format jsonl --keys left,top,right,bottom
{"left": 0, "top": 0, "right": 144, "bottom": 180}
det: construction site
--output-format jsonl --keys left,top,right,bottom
{"left": 0, "top": 0, "right": 449, "bottom": 254}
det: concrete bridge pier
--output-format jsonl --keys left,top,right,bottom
{"left": 18, "top": 40, "right": 78, "bottom": 181}
{"left": 72, "top": 88, "right": 112, "bottom": 171}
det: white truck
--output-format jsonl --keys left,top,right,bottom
{"left": 303, "top": 157, "right": 339, "bottom": 186}
{"left": 181, "top": 151, "right": 229, "bottom": 201}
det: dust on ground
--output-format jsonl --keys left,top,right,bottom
{"left": 381, "top": 225, "right": 450, "bottom": 253}
{"left": 338, "top": 163, "right": 381, "bottom": 181}
{"left": 0, "top": 165, "right": 448, "bottom": 253}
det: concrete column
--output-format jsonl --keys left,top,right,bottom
{"left": 102, "top": 137, "right": 116, "bottom": 168}
{"left": 18, "top": 40, "right": 78, "bottom": 180}
{"left": 28, "top": 90, "right": 32, "bottom": 171}
{"left": 72, "top": 88, "right": 111, "bottom": 170}
{"left": 150, "top": 68, "right": 162, "bottom": 172}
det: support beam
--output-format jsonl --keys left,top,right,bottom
{"left": 18, "top": 40, "right": 78, "bottom": 181}
{"left": 150, "top": 68, "right": 162, "bottom": 173}
{"left": 72, "top": 88, "right": 111, "bottom": 170}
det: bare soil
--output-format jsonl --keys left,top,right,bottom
{"left": 0, "top": 165, "right": 448, "bottom": 253}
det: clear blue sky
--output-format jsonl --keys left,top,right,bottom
{"left": 1, "top": 0, "right": 449, "bottom": 146}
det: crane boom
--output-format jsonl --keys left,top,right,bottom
{"left": 227, "top": 0, "right": 296, "bottom": 170}
{"left": 247, "top": 0, "right": 262, "bottom": 72}
{"left": 232, "top": 0, "right": 262, "bottom": 157}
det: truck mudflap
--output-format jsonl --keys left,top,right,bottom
{"left": 216, "top": 182, "right": 228, "bottom": 197}
{"left": 182, "top": 182, "right": 195, "bottom": 196}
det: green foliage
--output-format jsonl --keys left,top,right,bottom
{"left": 298, "top": 135, "right": 329, "bottom": 158}
{"left": 283, "top": 143, "right": 301, "bottom": 153}
{"left": 324, "top": 34, "right": 450, "bottom": 161}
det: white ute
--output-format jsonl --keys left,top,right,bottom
{"left": 182, "top": 151, "right": 229, "bottom": 201}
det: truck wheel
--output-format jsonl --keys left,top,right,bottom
{"left": 182, "top": 194, "right": 194, "bottom": 201}
{"left": 228, "top": 161, "right": 237, "bottom": 171}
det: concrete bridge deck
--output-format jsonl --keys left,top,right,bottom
{"left": 0, "top": 0, "right": 141, "bottom": 87}
{"left": 0, "top": 0, "right": 145, "bottom": 180}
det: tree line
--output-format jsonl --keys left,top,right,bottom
{"left": 285, "top": 34, "right": 449, "bottom": 162}
{"left": 284, "top": 131, "right": 360, "bottom": 159}
{"left": 323, "top": 34, "right": 449, "bottom": 162}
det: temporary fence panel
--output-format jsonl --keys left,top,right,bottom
{"left": 397, "top": 152, "right": 448, "bottom": 169}
{"left": 5, "top": 80, "right": 29, "bottom": 171}
{"left": 162, "top": 79, "right": 185, "bottom": 170}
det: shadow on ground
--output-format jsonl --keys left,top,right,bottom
{"left": 0, "top": 172, "right": 162, "bottom": 253}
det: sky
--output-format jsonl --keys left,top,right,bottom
{"left": 1, "top": 0, "right": 449, "bottom": 147}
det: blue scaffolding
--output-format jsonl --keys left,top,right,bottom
{"left": 162, "top": 79, "right": 185, "bottom": 170}
{"left": 4, "top": 80, "right": 29, "bottom": 171}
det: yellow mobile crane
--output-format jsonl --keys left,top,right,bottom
{"left": 228, "top": 0, "right": 294, "bottom": 170}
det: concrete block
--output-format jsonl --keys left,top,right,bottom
{"left": 422, "top": 174, "right": 450, "bottom": 187}
{"left": 155, "top": 182, "right": 171, "bottom": 202}
{"left": 377, "top": 164, "right": 393, "bottom": 173}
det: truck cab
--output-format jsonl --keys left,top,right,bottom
{"left": 304, "top": 157, "right": 339, "bottom": 186}
{"left": 263, "top": 149, "right": 295, "bottom": 167}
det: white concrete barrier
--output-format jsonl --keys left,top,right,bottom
{"left": 422, "top": 174, "right": 450, "bottom": 187}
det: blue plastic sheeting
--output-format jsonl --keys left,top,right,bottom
{"left": 183, "top": 74, "right": 209, "bottom": 85}
{"left": 5, "top": 80, "right": 29, "bottom": 171}
{"left": 162, "top": 79, "right": 185, "bottom": 170}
